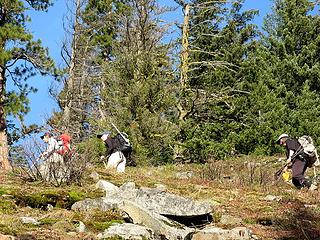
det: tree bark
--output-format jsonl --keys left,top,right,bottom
{"left": 62, "top": 0, "right": 81, "bottom": 129}
{"left": 0, "top": 66, "right": 11, "bottom": 171}
{"left": 178, "top": 3, "right": 190, "bottom": 121}
{"left": 180, "top": 3, "right": 190, "bottom": 91}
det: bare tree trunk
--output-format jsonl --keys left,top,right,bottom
{"left": 0, "top": 67, "right": 11, "bottom": 171}
{"left": 180, "top": 3, "right": 189, "bottom": 91}
{"left": 178, "top": 3, "right": 190, "bottom": 121}
{"left": 62, "top": 0, "right": 81, "bottom": 130}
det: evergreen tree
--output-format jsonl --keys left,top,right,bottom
{"left": 234, "top": 0, "right": 320, "bottom": 155}
{"left": 179, "top": 0, "right": 258, "bottom": 161}
{"left": 96, "top": 0, "right": 177, "bottom": 165}
{"left": 49, "top": 0, "right": 122, "bottom": 142}
{"left": 0, "top": 0, "right": 54, "bottom": 170}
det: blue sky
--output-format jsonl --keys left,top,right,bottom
{"left": 23, "top": 0, "right": 273, "bottom": 127}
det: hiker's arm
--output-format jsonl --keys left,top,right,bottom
{"left": 286, "top": 150, "right": 294, "bottom": 163}
{"left": 283, "top": 150, "right": 295, "bottom": 170}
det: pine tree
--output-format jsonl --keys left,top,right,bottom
{"left": 97, "top": 0, "right": 177, "bottom": 165}
{"left": 178, "top": 0, "right": 258, "bottom": 160}
{"left": 0, "top": 0, "right": 54, "bottom": 170}
{"left": 263, "top": 0, "right": 320, "bottom": 93}
{"left": 234, "top": 0, "right": 320, "bottom": 155}
{"left": 49, "top": 0, "right": 122, "bottom": 142}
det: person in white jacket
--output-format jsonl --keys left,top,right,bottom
{"left": 39, "top": 132, "right": 65, "bottom": 182}
{"left": 40, "top": 132, "right": 62, "bottom": 163}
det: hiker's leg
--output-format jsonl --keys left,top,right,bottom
{"left": 116, "top": 153, "right": 126, "bottom": 173}
{"left": 292, "top": 159, "right": 310, "bottom": 188}
{"left": 107, "top": 152, "right": 119, "bottom": 169}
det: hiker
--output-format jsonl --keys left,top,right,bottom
{"left": 39, "top": 132, "right": 65, "bottom": 182}
{"left": 97, "top": 131, "right": 126, "bottom": 173}
{"left": 40, "top": 132, "right": 63, "bottom": 163}
{"left": 56, "top": 133, "right": 72, "bottom": 157}
{"left": 277, "top": 133, "right": 317, "bottom": 190}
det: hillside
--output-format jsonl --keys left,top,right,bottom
{"left": 0, "top": 156, "right": 319, "bottom": 240}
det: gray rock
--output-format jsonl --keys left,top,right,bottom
{"left": 120, "top": 182, "right": 136, "bottom": 191}
{"left": 77, "top": 221, "right": 86, "bottom": 233}
{"left": 191, "top": 226, "right": 250, "bottom": 240}
{"left": 220, "top": 214, "right": 243, "bottom": 225}
{"left": 70, "top": 179, "right": 256, "bottom": 240}
{"left": 154, "top": 184, "right": 167, "bottom": 192}
{"left": 264, "top": 195, "right": 282, "bottom": 202}
{"left": 95, "top": 180, "right": 120, "bottom": 197}
{"left": 102, "top": 181, "right": 211, "bottom": 217}
{"left": 97, "top": 223, "right": 154, "bottom": 240}
{"left": 131, "top": 187, "right": 212, "bottom": 216}
{"left": 175, "top": 171, "right": 195, "bottom": 179}
{"left": 304, "top": 204, "right": 317, "bottom": 208}
{"left": 20, "top": 217, "right": 40, "bottom": 225}
{"left": 71, "top": 198, "right": 122, "bottom": 212}
{"left": 67, "top": 232, "right": 78, "bottom": 237}
{"left": 90, "top": 171, "right": 100, "bottom": 181}
{"left": 47, "top": 204, "right": 54, "bottom": 211}
{"left": 121, "top": 200, "right": 193, "bottom": 240}
{"left": 251, "top": 234, "right": 260, "bottom": 240}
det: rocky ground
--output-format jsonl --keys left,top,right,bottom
{"left": 0, "top": 156, "right": 320, "bottom": 239}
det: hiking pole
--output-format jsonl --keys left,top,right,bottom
{"left": 110, "top": 122, "right": 129, "bottom": 142}
{"left": 274, "top": 164, "right": 288, "bottom": 180}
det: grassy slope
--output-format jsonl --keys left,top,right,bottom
{"left": 0, "top": 156, "right": 320, "bottom": 240}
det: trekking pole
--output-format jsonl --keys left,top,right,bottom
{"left": 110, "top": 122, "right": 129, "bottom": 142}
{"left": 313, "top": 147, "right": 319, "bottom": 181}
{"left": 274, "top": 164, "right": 288, "bottom": 180}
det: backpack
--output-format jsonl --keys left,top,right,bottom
{"left": 298, "top": 135, "right": 319, "bottom": 167}
{"left": 56, "top": 133, "right": 72, "bottom": 156}
{"left": 113, "top": 132, "right": 132, "bottom": 156}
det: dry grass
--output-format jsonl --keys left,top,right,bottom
{"left": 0, "top": 155, "right": 320, "bottom": 239}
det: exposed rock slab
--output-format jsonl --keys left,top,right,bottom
{"left": 71, "top": 181, "right": 252, "bottom": 240}
{"left": 121, "top": 200, "right": 193, "bottom": 240}
{"left": 71, "top": 198, "right": 122, "bottom": 212}
{"left": 119, "top": 184, "right": 212, "bottom": 216}
{"left": 191, "top": 227, "right": 250, "bottom": 240}
{"left": 97, "top": 223, "right": 155, "bottom": 240}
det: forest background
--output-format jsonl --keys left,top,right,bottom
{"left": 2, "top": 0, "right": 320, "bottom": 167}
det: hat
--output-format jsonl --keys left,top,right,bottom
{"left": 40, "top": 132, "right": 52, "bottom": 139}
{"left": 276, "top": 133, "right": 289, "bottom": 144}
{"left": 97, "top": 131, "right": 111, "bottom": 139}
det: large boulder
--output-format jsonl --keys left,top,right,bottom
{"left": 121, "top": 200, "right": 193, "bottom": 240}
{"left": 96, "top": 181, "right": 212, "bottom": 217}
{"left": 72, "top": 181, "right": 252, "bottom": 240}
{"left": 119, "top": 184, "right": 212, "bottom": 217}
{"left": 191, "top": 227, "right": 251, "bottom": 240}
{"left": 97, "top": 223, "right": 155, "bottom": 240}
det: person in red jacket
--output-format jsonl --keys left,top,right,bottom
{"left": 56, "top": 134, "right": 71, "bottom": 155}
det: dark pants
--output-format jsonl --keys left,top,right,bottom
{"left": 291, "top": 158, "right": 311, "bottom": 189}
